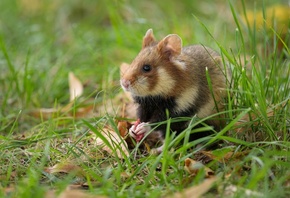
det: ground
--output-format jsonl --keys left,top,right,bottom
{"left": 0, "top": 0, "right": 289, "bottom": 197}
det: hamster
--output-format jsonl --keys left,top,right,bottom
{"left": 120, "top": 29, "right": 231, "bottom": 153}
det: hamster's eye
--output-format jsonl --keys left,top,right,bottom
{"left": 142, "top": 64, "right": 152, "bottom": 72}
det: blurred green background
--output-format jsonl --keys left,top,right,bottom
{"left": 0, "top": 0, "right": 231, "bottom": 113}
{"left": 0, "top": 0, "right": 288, "bottom": 132}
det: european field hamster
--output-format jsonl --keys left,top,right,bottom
{"left": 120, "top": 29, "right": 231, "bottom": 153}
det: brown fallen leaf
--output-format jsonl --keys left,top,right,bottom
{"left": 94, "top": 127, "right": 129, "bottom": 159}
{"left": 29, "top": 107, "right": 64, "bottom": 119}
{"left": 167, "top": 177, "right": 218, "bottom": 198}
{"left": 45, "top": 186, "right": 107, "bottom": 198}
{"left": 45, "top": 162, "right": 85, "bottom": 178}
{"left": 184, "top": 158, "right": 215, "bottom": 178}
{"left": 70, "top": 104, "right": 95, "bottom": 118}
{"left": 29, "top": 71, "right": 87, "bottom": 119}
{"left": 199, "top": 149, "right": 253, "bottom": 180}
{"left": 61, "top": 72, "right": 84, "bottom": 112}
{"left": 120, "top": 171, "right": 131, "bottom": 180}
{"left": 69, "top": 72, "right": 84, "bottom": 102}
{"left": 200, "top": 150, "right": 249, "bottom": 163}
{"left": 30, "top": 102, "right": 95, "bottom": 119}
{"left": 117, "top": 121, "right": 130, "bottom": 138}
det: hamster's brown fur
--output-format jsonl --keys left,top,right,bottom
{"left": 120, "top": 29, "right": 231, "bottom": 152}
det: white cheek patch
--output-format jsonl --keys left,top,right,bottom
{"left": 130, "top": 76, "right": 150, "bottom": 96}
{"left": 174, "top": 86, "right": 199, "bottom": 113}
{"left": 150, "top": 68, "right": 175, "bottom": 96}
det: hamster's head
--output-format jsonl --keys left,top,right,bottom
{"left": 120, "top": 29, "right": 183, "bottom": 97}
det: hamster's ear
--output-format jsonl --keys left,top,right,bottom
{"left": 157, "top": 34, "right": 182, "bottom": 59}
{"left": 142, "top": 29, "right": 155, "bottom": 48}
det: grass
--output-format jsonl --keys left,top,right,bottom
{"left": 0, "top": 0, "right": 289, "bottom": 197}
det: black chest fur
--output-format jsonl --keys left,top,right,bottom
{"left": 133, "top": 96, "right": 201, "bottom": 137}
{"left": 134, "top": 96, "right": 175, "bottom": 122}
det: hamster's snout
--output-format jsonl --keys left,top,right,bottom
{"left": 120, "top": 79, "right": 131, "bottom": 91}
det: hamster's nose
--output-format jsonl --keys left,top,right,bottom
{"left": 121, "top": 79, "right": 131, "bottom": 90}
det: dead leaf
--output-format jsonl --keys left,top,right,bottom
{"left": 29, "top": 72, "right": 91, "bottom": 119}
{"left": 94, "top": 127, "right": 129, "bottom": 159}
{"left": 29, "top": 107, "right": 61, "bottom": 119}
{"left": 117, "top": 121, "right": 130, "bottom": 137}
{"left": 184, "top": 158, "right": 214, "bottom": 178}
{"left": 70, "top": 104, "right": 95, "bottom": 118}
{"left": 120, "top": 171, "right": 131, "bottom": 180}
{"left": 30, "top": 103, "right": 95, "bottom": 119}
{"left": 200, "top": 150, "right": 249, "bottom": 163}
{"left": 69, "top": 72, "right": 83, "bottom": 102}
{"left": 58, "top": 189, "right": 106, "bottom": 198}
{"left": 45, "top": 186, "right": 107, "bottom": 198}
{"left": 167, "top": 177, "right": 217, "bottom": 198}
{"left": 45, "top": 163, "right": 85, "bottom": 177}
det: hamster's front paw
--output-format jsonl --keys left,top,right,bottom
{"left": 129, "top": 122, "right": 151, "bottom": 142}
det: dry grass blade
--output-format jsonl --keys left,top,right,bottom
{"left": 184, "top": 158, "right": 215, "bottom": 178}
